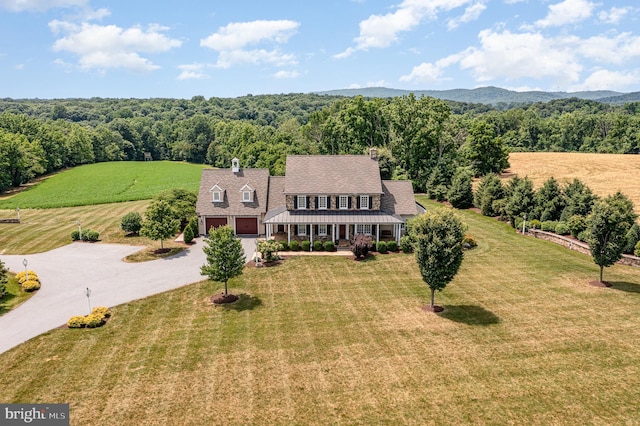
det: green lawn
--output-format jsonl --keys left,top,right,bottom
{"left": 1, "top": 199, "right": 639, "bottom": 425}
{"left": 0, "top": 161, "right": 208, "bottom": 209}
{"left": 0, "top": 273, "right": 33, "bottom": 315}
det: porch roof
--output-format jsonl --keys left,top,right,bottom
{"left": 263, "top": 207, "right": 404, "bottom": 225}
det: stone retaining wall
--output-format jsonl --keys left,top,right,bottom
{"left": 529, "top": 229, "right": 640, "bottom": 268}
{"left": 0, "top": 218, "right": 20, "bottom": 224}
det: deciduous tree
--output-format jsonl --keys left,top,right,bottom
{"left": 201, "top": 225, "right": 245, "bottom": 296}
{"left": 140, "top": 200, "right": 180, "bottom": 250}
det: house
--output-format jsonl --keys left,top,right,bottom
{"left": 196, "top": 150, "right": 424, "bottom": 244}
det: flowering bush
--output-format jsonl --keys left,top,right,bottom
{"left": 67, "top": 306, "right": 111, "bottom": 329}
{"left": 21, "top": 280, "right": 41, "bottom": 292}
{"left": 16, "top": 270, "right": 38, "bottom": 283}
{"left": 67, "top": 316, "right": 87, "bottom": 328}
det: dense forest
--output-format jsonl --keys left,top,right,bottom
{"left": 0, "top": 94, "right": 639, "bottom": 195}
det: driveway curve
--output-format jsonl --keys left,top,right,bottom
{"left": 0, "top": 238, "right": 256, "bottom": 354}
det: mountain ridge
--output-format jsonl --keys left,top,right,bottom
{"left": 313, "top": 86, "right": 640, "bottom": 105}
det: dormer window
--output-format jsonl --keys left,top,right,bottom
{"left": 210, "top": 184, "right": 224, "bottom": 203}
{"left": 360, "top": 195, "right": 369, "bottom": 210}
{"left": 240, "top": 183, "right": 254, "bottom": 203}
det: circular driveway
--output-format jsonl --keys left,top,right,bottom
{"left": 0, "top": 237, "right": 256, "bottom": 354}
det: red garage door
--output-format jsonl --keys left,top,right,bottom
{"left": 235, "top": 218, "right": 258, "bottom": 235}
{"left": 205, "top": 217, "right": 227, "bottom": 234}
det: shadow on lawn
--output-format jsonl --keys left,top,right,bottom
{"left": 437, "top": 305, "right": 501, "bottom": 326}
{"left": 0, "top": 293, "right": 18, "bottom": 316}
{"left": 609, "top": 281, "right": 640, "bottom": 294}
{"left": 224, "top": 293, "right": 263, "bottom": 312}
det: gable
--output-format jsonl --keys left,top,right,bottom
{"left": 196, "top": 168, "right": 269, "bottom": 216}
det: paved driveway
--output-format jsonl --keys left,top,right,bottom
{"left": 0, "top": 237, "right": 256, "bottom": 354}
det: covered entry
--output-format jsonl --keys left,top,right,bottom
{"left": 235, "top": 217, "right": 258, "bottom": 235}
{"left": 205, "top": 217, "right": 227, "bottom": 234}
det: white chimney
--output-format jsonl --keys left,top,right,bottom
{"left": 369, "top": 148, "right": 378, "bottom": 160}
{"left": 232, "top": 158, "right": 240, "bottom": 173}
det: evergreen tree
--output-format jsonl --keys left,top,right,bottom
{"left": 473, "top": 173, "right": 505, "bottom": 217}
{"left": 447, "top": 168, "right": 474, "bottom": 209}
{"left": 504, "top": 176, "right": 536, "bottom": 227}
{"left": 535, "top": 177, "right": 565, "bottom": 221}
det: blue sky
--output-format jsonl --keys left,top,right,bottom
{"left": 1, "top": 0, "right": 639, "bottom": 98}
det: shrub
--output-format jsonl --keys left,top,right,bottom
{"left": 21, "top": 279, "right": 40, "bottom": 292}
{"left": 91, "top": 306, "right": 112, "bottom": 318}
{"left": 351, "top": 234, "right": 372, "bottom": 259}
{"left": 188, "top": 216, "right": 199, "bottom": 237}
{"left": 71, "top": 229, "right": 81, "bottom": 241}
{"left": 400, "top": 235, "right": 413, "bottom": 253}
{"left": 323, "top": 241, "right": 335, "bottom": 252}
{"left": 289, "top": 240, "right": 300, "bottom": 251}
{"left": 0, "top": 260, "right": 7, "bottom": 299}
{"left": 635, "top": 241, "right": 640, "bottom": 257}
{"left": 567, "top": 215, "right": 587, "bottom": 238}
{"left": 183, "top": 224, "right": 195, "bottom": 244}
{"left": 462, "top": 234, "right": 478, "bottom": 248}
{"left": 67, "top": 316, "right": 87, "bottom": 328}
{"left": 376, "top": 241, "right": 388, "bottom": 253}
{"left": 301, "top": 240, "right": 311, "bottom": 252}
{"left": 387, "top": 240, "right": 398, "bottom": 252}
{"left": 257, "top": 240, "right": 280, "bottom": 262}
{"left": 577, "top": 230, "right": 589, "bottom": 242}
{"left": 514, "top": 217, "right": 524, "bottom": 231}
{"left": 528, "top": 219, "right": 541, "bottom": 230}
{"left": 16, "top": 271, "right": 38, "bottom": 284}
{"left": 555, "top": 222, "right": 570, "bottom": 235}
{"left": 85, "top": 313, "right": 105, "bottom": 328}
{"left": 121, "top": 211, "right": 142, "bottom": 234}
{"left": 541, "top": 221, "right": 558, "bottom": 232}
{"left": 278, "top": 241, "right": 289, "bottom": 251}
{"left": 83, "top": 229, "right": 100, "bottom": 242}
{"left": 625, "top": 223, "right": 640, "bottom": 254}
{"left": 313, "top": 240, "right": 323, "bottom": 251}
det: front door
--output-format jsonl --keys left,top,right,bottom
{"left": 339, "top": 225, "right": 346, "bottom": 239}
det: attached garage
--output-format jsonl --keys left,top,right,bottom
{"left": 235, "top": 217, "right": 258, "bottom": 235}
{"left": 205, "top": 217, "right": 227, "bottom": 234}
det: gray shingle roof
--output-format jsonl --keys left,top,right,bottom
{"left": 284, "top": 155, "right": 383, "bottom": 195}
{"left": 381, "top": 180, "right": 419, "bottom": 216}
{"left": 264, "top": 209, "right": 403, "bottom": 225}
{"left": 266, "top": 176, "right": 286, "bottom": 211}
{"left": 196, "top": 168, "right": 270, "bottom": 217}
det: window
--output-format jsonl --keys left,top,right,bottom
{"left": 297, "top": 225, "right": 307, "bottom": 236}
{"left": 212, "top": 191, "right": 222, "bottom": 202}
{"left": 339, "top": 195, "right": 349, "bottom": 210}
{"left": 360, "top": 195, "right": 369, "bottom": 210}
{"left": 242, "top": 191, "right": 252, "bottom": 202}
{"left": 318, "top": 224, "right": 328, "bottom": 236}
{"left": 318, "top": 196, "right": 327, "bottom": 210}
{"left": 210, "top": 184, "right": 224, "bottom": 203}
{"left": 297, "top": 195, "right": 307, "bottom": 210}
{"left": 355, "top": 224, "right": 372, "bottom": 235}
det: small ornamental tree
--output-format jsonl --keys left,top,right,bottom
{"left": 410, "top": 209, "right": 466, "bottom": 311}
{"left": 0, "top": 259, "right": 7, "bottom": 299}
{"left": 351, "top": 234, "right": 372, "bottom": 259}
{"left": 586, "top": 192, "right": 638, "bottom": 283}
{"left": 201, "top": 225, "right": 246, "bottom": 296}
{"left": 141, "top": 200, "right": 180, "bottom": 250}
{"left": 120, "top": 211, "right": 142, "bottom": 235}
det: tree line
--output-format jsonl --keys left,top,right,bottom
{"left": 1, "top": 94, "right": 639, "bottom": 195}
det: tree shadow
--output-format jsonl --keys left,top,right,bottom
{"left": 0, "top": 293, "right": 18, "bottom": 316}
{"left": 223, "top": 293, "right": 263, "bottom": 312}
{"left": 609, "top": 281, "right": 640, "bottom": 294}
{"left": 437, "top": 305, "right": 501, "bottom": 326}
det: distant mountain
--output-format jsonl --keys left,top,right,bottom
{"left": 313, "top": 86, "right": 637, "bottom": 105}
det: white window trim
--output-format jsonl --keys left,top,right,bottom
{"left": 339, "top": 195, "right": 349, "bottom": 210}
{"left": 212, "top": 191, "right": 222, "bottom": 202}
{"left": 318, "top": 195, "right": 327, "bottom": 210}
{"left": 356, "top": 224, "right": 372, "bottom": 235}
{"left": 318, "top": 224, "right": 328, "bottom": 236}
{"left": 360, "top": 195, "right": 369, "bottom": 210}
{"left": 297, "top": 225, "right": 307, "bottom": 236}
{"left": 297, "top": 195, "right": 307, "bottom": 210}
{"left": 242, "top": 191, "right": 252, "bottom": 202}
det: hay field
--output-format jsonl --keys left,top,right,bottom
{"left": 507, "top": 152, "right": 640, "bottom": 212}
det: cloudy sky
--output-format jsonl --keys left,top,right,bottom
{"left": 1, "top": 0, "right": 639, "bottom": 98}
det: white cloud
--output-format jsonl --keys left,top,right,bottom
{"left": 336, "top": 0, "right": 473, "bottom": 58}
{"left": 578, "top": 33, "right": 640, "bottom": 65}
{"left": 400, "top": 62, "right": 445, "bottom": 83}
{"left": 15, "top": 63, "right": 24, "bottom": 70}
{"left": 598, "top": 7, "right": 631, "bottom": 25}
{"left": 201, "top": 20, "right": 299, "bottom": 69}
{"left": 571, "top": 69, "right": 640, "bottom": 91}
{"left": 447, "top": 2, "right": 487, "bottom": 30}
{"left": 0, "top": 0, "right": 86, "bottom": 12}
{"left": 534, "top": 0, "right": 596, "bottom": 28}
{"left": 49, "top": 21, "right": 182, "bottom": 72}
{"left": 273, "top": 70, "right": 300, "bottom": 79}
{"left": 348, "top": 80, "right": 389, "bottom": 89}
{"left": 177, "top": 64, "right": 209, "bottom": 80}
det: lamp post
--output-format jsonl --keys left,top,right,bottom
{"left": 522, "top": 213, "right": 527, "bottom": 235}
{"left": 22, "top": 258, "right": 28, "bottom": 281}
{"left": 16, "top": 207, "right": 20, "bottom": 222}
{"left": 77, "top": 220, "right": 82, "bottom": 241}
{"left": 85, "top": 287, "right": 92, "bottom": 314}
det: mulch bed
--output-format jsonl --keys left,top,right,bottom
{"left": 422, "top": 304, "right": 444, "bottom": 313}
{"left": 153, "top": 248, "right": 172, "bottom": 254}
{"left": 246, "top": 259, "right": 284, "bottom": 268}
{"left": 211, "top": 293, "right": 239, "bottom": 304}
{"left": 589, "top": 280, "right": 612, "bottom": 288}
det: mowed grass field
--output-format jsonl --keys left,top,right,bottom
{"left": 1, "top": 198, "right": 639, "bottom": 425}
{"left": 508, "top": 152, "right": 640, "bottom": 212}
{"left": 0, "top": 161, "right": 208, "bottom": 209}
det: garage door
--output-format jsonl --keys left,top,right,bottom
{"left": 205, "top": 217, "right": 227, "bottom": 234}
{"left": 235, "top": 217, "right": 258, "bottom": 235}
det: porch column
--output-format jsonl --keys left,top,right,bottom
{"left": 376, "top": 224, "right": 380, "bottom": 242}
{"left": 332, "top": 224, "right": 336, "bottom": 242}
{"left": 310, "top": 224, "right": 314, "bottom": 251}
{"left": 287, "top": 224, "right": 291, "bottom": 245}
{"left": 396, "top": 225, "right": 401, "bottom": 244}
{"left": 346, "top": 224, "right": 349, "bottom": 240}
{"left": 266, "top": 224, "right": 271, "bottom": 240}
